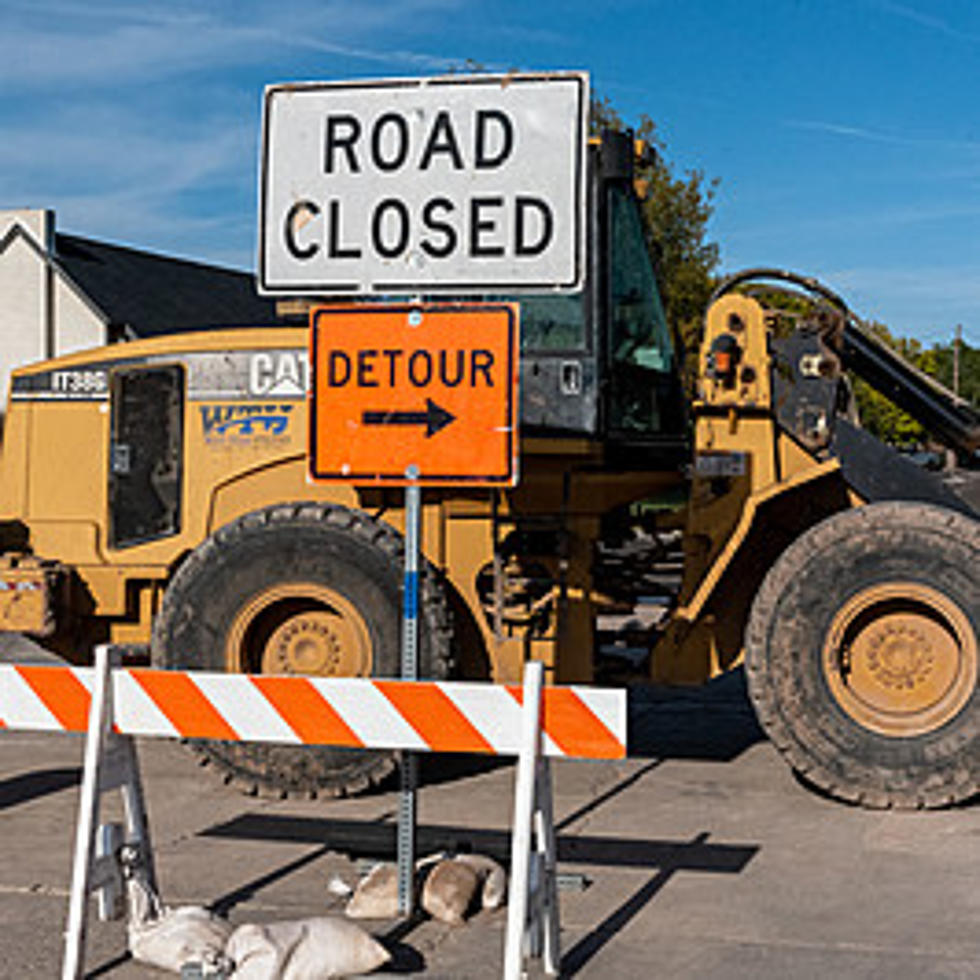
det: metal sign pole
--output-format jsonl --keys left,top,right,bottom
{"left": 397, "top": 469, "right": 421, "bottom": 916}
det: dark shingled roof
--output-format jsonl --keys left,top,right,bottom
{"left": 54, "top": 233, "right": 279, "bottom": 337}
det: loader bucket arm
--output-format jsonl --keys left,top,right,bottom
{"left": 712, "top": 267, "right": 980, "bottom": 455}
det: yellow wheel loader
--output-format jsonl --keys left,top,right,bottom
{"left": 0, "top": 131, "right": 977, "bottom": 807}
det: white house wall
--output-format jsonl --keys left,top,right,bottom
{"left": 0, "top": 230, "right": 49, "bottom": 405}
{"left": 0, "top": 210, "right": 107, "bottom": 408}
{"left": 54, "top": 270, "right": 105, "bottom": 358}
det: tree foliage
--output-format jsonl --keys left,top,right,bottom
{"left": 927, "top": 336, "right": 980, "bottom": 408}
{"left": 850, "top": 322, "right": 926, "bottom": 447}
{"left": 590, "top": 96, "right": 720, "bottom": 357}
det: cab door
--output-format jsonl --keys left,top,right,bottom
{"left": 108, "top": 365, "right": 184, "bottom": 549}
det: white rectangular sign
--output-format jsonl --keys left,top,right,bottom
{"left": 259, "top": 72, "right": 588, "bottom": 296}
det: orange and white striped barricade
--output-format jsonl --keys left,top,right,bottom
{"left": 0, "top": 646, "right": 627, "bottom": 979}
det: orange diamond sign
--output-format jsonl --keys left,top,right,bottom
{"left": 309, "top": 303, "right": 519, "bottom": 485}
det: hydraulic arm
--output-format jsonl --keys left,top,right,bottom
{"left": 712, "top": 268, "right": 980, "bottom": 455}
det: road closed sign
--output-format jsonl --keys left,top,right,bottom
{"left": 309, "top": 304, "right": 519, "bottom": 485}
{"left": 260, "top": 72, "right": 587, "bottom": 295}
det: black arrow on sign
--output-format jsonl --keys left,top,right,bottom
{"left": 361, "top": 398, "right": 457, "bottom": 438}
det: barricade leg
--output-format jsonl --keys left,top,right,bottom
{"left": 504, "top": 660, "right": 560, "bottom": 979}
{"left": 534, "top": 756, "right": 560, "bottom": 974}
{"left": 63, "top": 645, "right": 116, "bottom": 979}
{"left": 62, "top": 646, "right": 159, "bottom": 980}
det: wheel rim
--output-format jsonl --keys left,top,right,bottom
{"left": 822, "top": 581, "right": 977, "bottom": 737}
{"left": 225, "top": 583, "right": 373, "bottom": 677}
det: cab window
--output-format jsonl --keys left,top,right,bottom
{"left": 517, "top": 292, "right": 586, "bottom": 351}
{"left": 607, "top": 186, "right": 674, "bottom": 432}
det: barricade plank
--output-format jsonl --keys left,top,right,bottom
{"left": 374, "top": 680, "right": 495, "bottom": 754}
{"left": 0, "top": 664, "right": 80, "bottom": 731}
{"left": 251, "top": 675, "right": 364, "bottom": 747}
{"left": 507, "top": 684, "right": 627, "bottom": 760}
{"left": 17, "top": 665, "right": 92, "bottom": 733}
{"left": 0, "top": 665, "right": 627, "bottom": 760}
{"left": 540, "top": 688, "right": 626, "bottom": 760}
{"left": 128, "top": 670, "right": 240, "bottom": 741}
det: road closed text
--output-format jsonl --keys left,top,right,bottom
{"left": 261, "top": 74, "right": 587, "bottom": 293}
{"left": 284, "top": 194, "right": 553, "bottom": 265}
{"left": 284, "top": 109, "right": 552, "bottom": 265}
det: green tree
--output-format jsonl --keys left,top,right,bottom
{"left": 926, "top": 337, "right": 980, "bottom": 408}
{"left": 591, "top": 96, "right": 720, "bottom": 359}
{"left": 846, "top": 322, "right": 980, "bottom": 447}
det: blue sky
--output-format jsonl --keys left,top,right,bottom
{"left": 3, "top": 0, "right": 979, "bottom": 346}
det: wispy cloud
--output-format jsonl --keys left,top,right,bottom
{"left": 723, "top": 197, "right": 980, "bottom": 251}
{"left": 0, "top": 102, "right": 257, "bottom": 266}
{"left": 785, "top": 118, "right": 980, "bottom": 151}
{"left": 872, "top": 0, "right": 980, "bottom": 44}
{"left": 0, "top": 0, "right": 468, "bottom": 89}
{"left": 0, "top": 0, "right": 478, "bottom": 268}
{"left": 826, "top": 264, "right": 980, "bottom": 339}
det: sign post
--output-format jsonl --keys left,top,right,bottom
{"left": 276, "top": 68, "right": 585, "bottom": 928}
{"left": 309, "top": 303, "right": 519, "bottom": 917}
{"left": 398, "top": 471, "right": 420, "bottom": 916}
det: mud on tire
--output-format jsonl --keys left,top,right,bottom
{"left": 151, "top": 503, "right": 453, "bottom": 798}
{"left": 746, "top": 501, "right": 980, "bottom": 809}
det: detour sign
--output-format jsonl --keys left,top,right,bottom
{"left": 309, "top": 304, "right": 519, "bottom": 485}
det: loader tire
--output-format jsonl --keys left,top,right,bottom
{"left": 151, "top": 503, "right": 453, "bottom": 798}
{"left": 746, "top": 501, "right": 980, "bottom": 809}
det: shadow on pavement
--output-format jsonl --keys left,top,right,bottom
{"left": 201, "top": 813, "right": 758, "bottom": 875}
{"left": 628, "top": 667, "right": 765, "bottom": 762}
{"left": 384, "top": 939, "right": 426, "bottom": 973}
{"left": 416, "top": 751, "right": 512, "bottom": 787}
{"left": 555, "top": 760, "right": 661, "bottom": 832}
{"left": 210, "top": 843, "right": 335, "bottom": 917}
{"left": 86, "top": 951, "right": 132, "bottom": 978}
{"left": 561, "top": 831, "right": 716, "bottom": 977}
{"left": 0, "top": 766, "right": 81, "bottom": 809}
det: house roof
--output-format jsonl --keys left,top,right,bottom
{"left": 54, "top": 233, "right": 279, "bottom": 337}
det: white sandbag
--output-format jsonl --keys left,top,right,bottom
{"left": 345, "top": 864, "right": 400, "bottom": 919}
{"left": 225, "top": 917, "right": 390, "bottom": 979}
{"left": 126, "top": 878, "right": 233, "bottom": 974}
{"left": 421, "top": 858, "right": 479, "bottom": 925}
{"left": 454, "top": 853, "right": 508, "bottom": 909}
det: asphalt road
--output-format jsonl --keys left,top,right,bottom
{"left": 2, "top": 645, "right": 980, "bottom": 979}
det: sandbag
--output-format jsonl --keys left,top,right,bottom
{"left": 454, "top": 853, "right": 507, "bottom": 909}
{"left": 345, "top": 864, "right": 401, "bottom": 919}
{"left": 225, "top": 917, "right": 390, "bottom": 979}
{"left": 126, "top": 878, "right": 233, "bottom": 974}
{"left": 421, "top": 858, "right": 479, "bottom": 925}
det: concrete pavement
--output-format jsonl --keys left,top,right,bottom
{"left": 2, "top": 664, "right": 980, "bottom": 978}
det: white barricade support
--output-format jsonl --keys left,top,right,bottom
{"left": 0, "top": 646, "right": 626, "bottom": 978}
{"left": 504, "top": 660, "right": 560, "bottom": 979}
{"left": 62, "top": 646, "right": 158, "bottom": 980}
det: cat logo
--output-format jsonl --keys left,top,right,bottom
{"left": 248, "top": 351, "right": 310, "bottom": 398}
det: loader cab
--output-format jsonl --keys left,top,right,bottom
{"left": 517, "top": 129, "right": 686, "bottom": 458}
